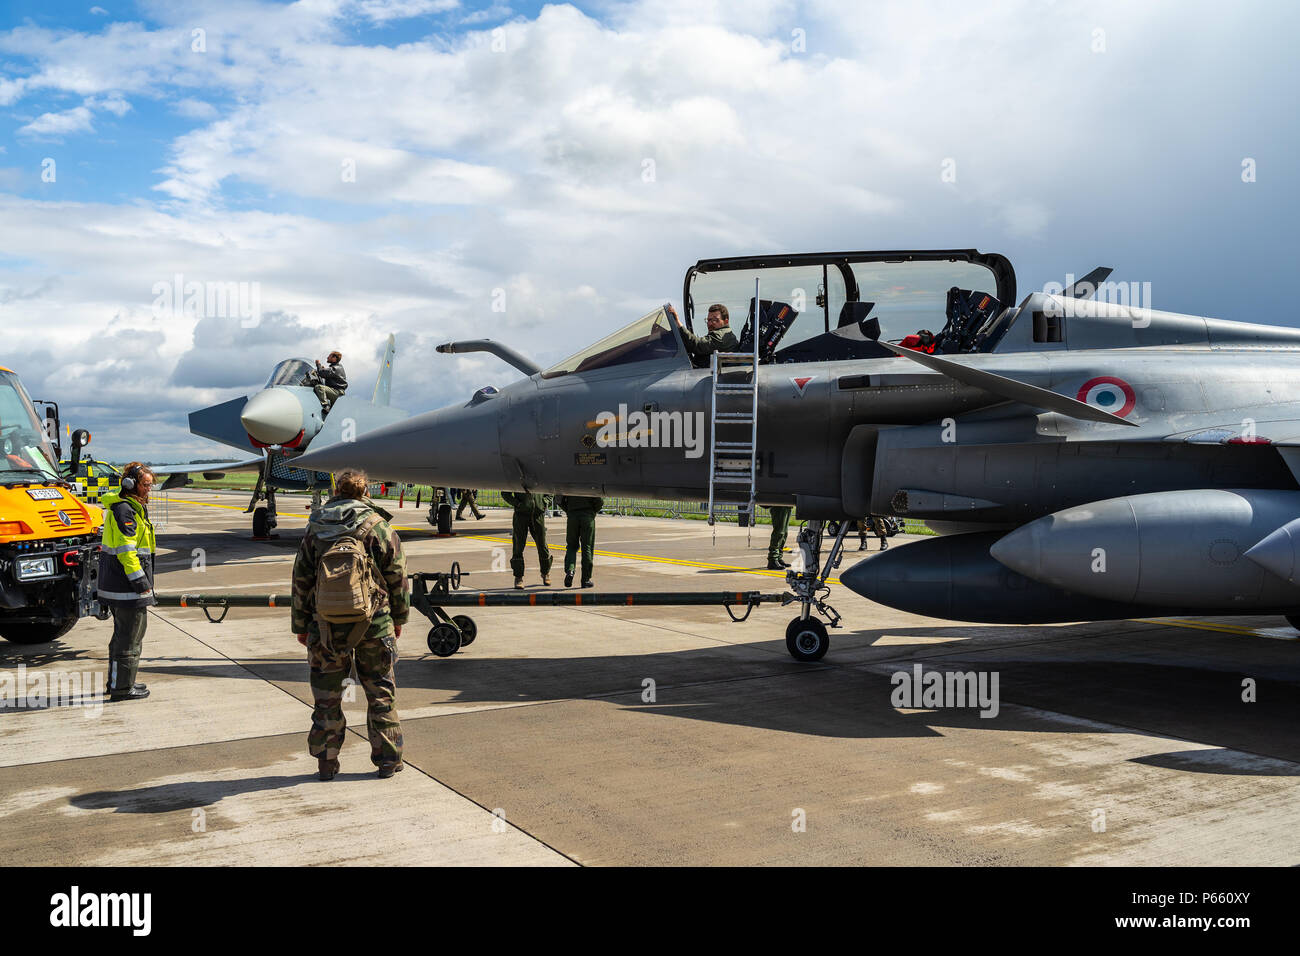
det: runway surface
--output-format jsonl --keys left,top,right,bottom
{"left": 3, "top": 489, "right": 1298, "bottom": 866}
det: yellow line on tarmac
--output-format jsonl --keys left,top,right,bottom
{"left": 1138, "top": 618, "right": 1297, "bottom": 640}
{"left": 166, "top": 497, "right": 811, "bottom": 583}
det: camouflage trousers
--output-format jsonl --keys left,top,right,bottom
{"left": 307, "top": 615, "right": 403, "bottom": 765}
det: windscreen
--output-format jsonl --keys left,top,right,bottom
{"left": 848, "top": 260, "right": 1000, "bottom": 342}
{"left": 0, "top": 370, "right": 60, "bottom": 482}
{"left": 542, "top": 307, "right": 680, "bottom": 378}
{"left": 265, "top": 359, "right": 314, "bottom": 388}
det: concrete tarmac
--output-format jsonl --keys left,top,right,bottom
{"left": 3, "top": 488, "right": 1298, "bottom": 866}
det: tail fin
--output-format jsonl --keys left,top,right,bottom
{"left": 371, "top": 334, "right": 396, "bottom": 406}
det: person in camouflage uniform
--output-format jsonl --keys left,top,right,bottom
{"left": 501, "top": 491, "right": 552, "bottom": 588}
{"left": 292, "top": 469, "right": 409, "bottom": 780}
{"left": 555, "top": 494, "right": 603, "bottom": 588}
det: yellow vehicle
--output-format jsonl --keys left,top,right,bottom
{"left": 0, "top": 367, "right": 103, "bottom": 644}
{"left": 60, "top": 457, "right": 121, "bottom": 504}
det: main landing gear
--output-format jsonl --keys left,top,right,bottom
{"left": 783, "top": 518, "right": 847, "bottom": 662}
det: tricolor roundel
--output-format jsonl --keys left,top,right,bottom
{"left": 1076, "top": 376, "right": 1136, "bottom": 417}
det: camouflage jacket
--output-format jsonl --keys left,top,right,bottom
{"left": 291, "top": 496, "right": 408, "bottom": 633}
{"left": 681, "top": 324, "right": 739, "bottom": 361}
{"left": 501, "top": 491, "right": 548, "bottom": 514}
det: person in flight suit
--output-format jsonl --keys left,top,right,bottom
{"left": 766, "top": 505, "right": 792, "bottom": 571}
{"left": 455, "top": 488, "right": 484, "bottom": 520}
{"left": 502, "top": 491, "right": 553, "bottom": 588}
{"left": 669, "top": 303, "right": 740, "bottom": 367}
{"left": 555, "top": 494, "right": 603, "bottom": 588}
{"left": 97, "top": 462, "right": 157, "bottom": 702}
{"left": 313, "top": 351, "right": 348, "bottom": 414}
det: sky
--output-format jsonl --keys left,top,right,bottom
{"left": 0, "top": 0, "right": 1295, "bottom": 461}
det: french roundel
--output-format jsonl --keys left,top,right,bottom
{"left": 1076, "top": 376, "right": 1136, "bottom": 417}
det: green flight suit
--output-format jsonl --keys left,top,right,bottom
{"left": 767, "top": 505, "right": 792, "bottom": 564}
{"left": 502, "top": 492, "right": 553, "bottom": 579}
{"left": 557, "top": 495, "right": 603, "bottom": 582}
{"left": 681, "top": 324, "right": 740, "bottom": 365}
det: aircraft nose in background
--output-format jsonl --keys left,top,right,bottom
{"left": 240, "top": 388, "right": 304, "bottom": 445}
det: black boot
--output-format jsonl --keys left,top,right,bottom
{"left": 564, "top": 572, "right": 574, "bottom": 588}
{"left": 108, "top": 683, "right": 149, "bottom": 702}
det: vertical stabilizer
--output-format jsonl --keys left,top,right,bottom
{"left": 372, "top": 334, "right": 396, "bottom": 406}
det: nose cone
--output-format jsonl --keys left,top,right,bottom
{"left": 1244, "top": 519, "right": 1300, "bottom": 583}
{"left": 241, "top": 388, "right": 305, "bottom": 445}
{"left": 291, "top": 399, "right": 509, "bottom": 487}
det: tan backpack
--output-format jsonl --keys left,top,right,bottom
{"left": 312, "top": 513, "right": 385, "bottom": 648}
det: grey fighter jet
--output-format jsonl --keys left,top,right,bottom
{"left": 152, "top": 334, "right": 408, "bottom": 536}
{"left": 293, "top": 249, "right": 1300, "bottom": 660}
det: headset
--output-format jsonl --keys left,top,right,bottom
{"left": 120, "top": 463, "right": 151, "bottom": 492}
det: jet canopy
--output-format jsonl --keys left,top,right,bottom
{"left": 264, "top": 358, "right": 315, "bottom": 388}
{"left": 684, "top": 249, "right": 1016, "bottom": 363}
{"left": 542, "top": 306, "right": 679, "bottom": 379}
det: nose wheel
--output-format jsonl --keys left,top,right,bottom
{"left": 786, "top": 616, "right": 829, "bottom": 662}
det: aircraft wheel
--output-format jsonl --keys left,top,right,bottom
{"left": 427, "top": 623, "right": 462, "bottom": 657}
{"left": 1286, "top": 614, "right": 1300, "bottom": 632}
{"left": 452, "top": 615, "right": 477, "bottom": 646}
{"left": 785, "top": 616, "right": 829, "bottom": 662}
{"left": 252, "top": 506, "right": 270, "bottom": 538}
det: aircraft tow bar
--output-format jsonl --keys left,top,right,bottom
{"left": 155, "top": 563, "right": 792, "bottom": 658}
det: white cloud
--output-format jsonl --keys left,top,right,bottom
{"left": 0, "top": 0, "right": 1296, "bottom": 461}
{"left": 18, "top": 105, "right": 95, "bottom": 138}
{"left": 354, "top": 0, "right": 460, "bottom": 23}
{"left": 172, "top": 97, "right": 218, "bottom": 120}
{"left": 90, "top": 6, "right": 109, "bottom": 15}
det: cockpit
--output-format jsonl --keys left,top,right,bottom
{"left": 533, "top": 251, "right": 1018, "bottom": 381}
{"left": 264, "top": 358, "right": 316, "bottom": 388}
{"left": 681, "top": 249, "right": 1017, "bottom": 365}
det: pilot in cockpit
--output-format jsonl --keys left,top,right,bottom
{"left": 668, "top": 303, "right": 739, "bottom": 367}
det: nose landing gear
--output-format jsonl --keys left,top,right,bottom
{"left": 783, "top": 518, "right": 847, "bottom": 662}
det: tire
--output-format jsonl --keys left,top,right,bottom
{"left": 785, "top": 616, "right": 829, "bottom": 662}
{"left": 252, "top": 506, "right": 270, "bottom": 538}
{"left": 427, "top": 623, "right": 462, "bottom": 657}
{"left": 452, "top": 615, "right": 477, "bottom": 646}
{"left": 0, "top": 616, "right": 77, "bottom": 645}
{"left": 436, "top": 503, "right": 453, "bottom": 535}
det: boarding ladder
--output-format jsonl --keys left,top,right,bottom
{"left": 706, "top": 280, "right": 762, "bottom": 543}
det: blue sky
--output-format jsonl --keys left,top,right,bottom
{"left": 0, "top": 0, "right": 1297, "bottom": 460}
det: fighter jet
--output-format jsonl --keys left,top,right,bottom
{"left": 293, "top": 249, "right": 1300, "bottom": 660}
{"left": 153, "top": 334, "right": 407, "bottom": 536}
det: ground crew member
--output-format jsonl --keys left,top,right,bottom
{"left": 869, "top": 515, "right": 895, "bottom": 551}
{"left": 767, "top": 505, "right": 792, "bottom": 571}
{"left": 292, "top": 469, "right": 408, "bottom": 781}
{"left": 312, "top": 350, "right": 348, "bottom": 413}
{"left": 556, "top": 494, "right": 602, "bottom": 588}
{"left": 455, "top": 488, "right": 484, "bottom": 520}
{"left": 669, "top": 303, "right": 740, "bottom": 366}
{"left": 502, "top": 491, "right": 552, "bottom": 588}
{"left": 97, "top": 462, "right": 157, "bottom": 702}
